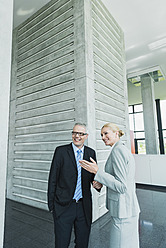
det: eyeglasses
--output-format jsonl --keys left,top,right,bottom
{"left": 72, "top": 131, "right": 87, "bottom": 136}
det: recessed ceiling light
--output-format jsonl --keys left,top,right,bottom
{"left": 148, "top": 37, "right": 166, "bottom": 51}
{"left": 17, "top": 8, "right": 35, "bottom": 16}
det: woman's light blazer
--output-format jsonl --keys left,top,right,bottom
{"left": 95, "top": 140, "right": 140, "bottom": 218}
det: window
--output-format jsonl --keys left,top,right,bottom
{"left": 160, "top": 100, "right": 166, "bottom": 153}
{"left": 129, "top": 100, "right": 166, "bottom": 154}
{"left": 137, "top": 140, "right": 146, "bottom": 154}
{"left": 128, "top": 103, "right": 145, "bottom": 154}
{"left": 160, "top": 100, "right": 166, "bottom": 129}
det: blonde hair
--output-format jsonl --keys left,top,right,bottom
{"left": 101, "top": 123, "right": 124, "bottom": 137}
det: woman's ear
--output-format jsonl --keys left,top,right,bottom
{"left": 115, "top": 131, "right": 119, "bottom": 137}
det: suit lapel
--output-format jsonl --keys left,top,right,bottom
{"left": 82, "top": 146, "right": 88, "bottom": 179}
{"left": 67, "top": 143, "right": 77, "bottom": 170}
{"left": 112, "top": 140, "right": 121, "bottom": 151}
{"left": 105, "top": 140, "right": 121, "bottom": 173}
{"left": 83, "top": 146, "right": 88, "bottom": 160}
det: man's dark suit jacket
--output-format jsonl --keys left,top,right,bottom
{"left": 47, "top": 143, "right": 97, "bottom": 226}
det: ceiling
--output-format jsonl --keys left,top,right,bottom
{"left": 13, "top": 0, "right": 166, "bottom": 81}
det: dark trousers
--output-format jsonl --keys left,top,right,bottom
{"left": 53, "top": 201, "right": 91, "bottom": 248}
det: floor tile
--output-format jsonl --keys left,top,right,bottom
{"left": 3, "top": 186, "right": 166, "bottom": 248}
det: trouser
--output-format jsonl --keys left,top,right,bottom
{"left": 109, "top": 214, "right": 140, "bottom": 248}
{"left": 53, "top": 200, "right": 91, "bottom": 248}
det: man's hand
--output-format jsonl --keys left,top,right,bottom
{"left": 93, "top": 180, "right": 103, "bottom": 189}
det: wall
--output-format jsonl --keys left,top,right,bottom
{"left": 134, "top": 154, "right": 166, "bottom": 186}
{"left": 0, "top": 0, "right": 13, "bottom": 247}
{"left": 91, "top": 0, "right": 130, "bottom": 217}
{"left": 7, "top": 0, "right": 128, "bottom": 221}
{"left": 8, "top": 0, "right": 90, "bottom": 210}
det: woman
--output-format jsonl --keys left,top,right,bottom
{"left": 80, "top": 123, "right": 140, "bottom": 248}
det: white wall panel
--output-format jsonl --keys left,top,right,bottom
{"left": 135, "top": 154, "right": 166, "bottom": 186}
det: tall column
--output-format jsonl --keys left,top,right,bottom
{"left": 141, "top": 74, "right": 159, "bottom": 154}
{"left": 0, "top": 0, "right": 13, "bottom": 247}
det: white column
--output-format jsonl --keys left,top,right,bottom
{"left": 0, "top": 0, "right": 13, "bottom": 247}
{"left": 141, "top": 74, "right": 159, "bottom": 154}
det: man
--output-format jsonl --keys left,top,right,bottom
{"left": 47, "top": 123, "right": 101, "bottom": 248}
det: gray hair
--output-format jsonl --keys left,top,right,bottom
{"left": 74, "top": 123, "right": 87, "bottom": 131}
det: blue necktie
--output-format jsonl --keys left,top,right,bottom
{"left": 73, "top": 149, "right": 82, "bottom": 201}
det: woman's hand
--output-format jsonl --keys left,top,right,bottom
{"left": 79, "top": 157, "right": 99, "bottom": 174}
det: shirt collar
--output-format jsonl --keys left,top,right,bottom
{"left": 72, "top": 143, "right": 84, "bottom": 153}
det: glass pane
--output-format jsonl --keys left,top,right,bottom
{"left": 135, "top": 132, "right": 145, "bottom": 139}
{"left": 134, "top": 113, "right": 144, "bottom": 131}
{"left": 129, "top": 114, "right": 134, "bottom": 131}
{"left": 137, "top": 140, "right": 146, "bottom": 154}
{"left": 134, "top": 104, "right": 143, "bottom": 112}
{"left": 160, "top": 100, "right": 166, "bottom": 129}
{"left": 164, "top": 138, "right": 166, "bottom": 154}
{"left": 128, "top": 106, "right": 133, "bottom": 114}
{"left": 163, "top": 130, "right": 166, "bottom": 138}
